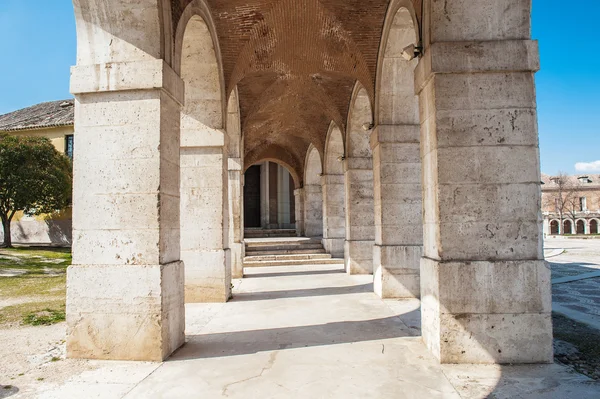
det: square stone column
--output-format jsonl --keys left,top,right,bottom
{"left": 344, "top": 157, "right": 375, "bottom": 274}
{"left": 67, "top": 60, "right": 185, "bottom": 361}
{"left": 228, "top": 158, "right": 244, "bottom": 278}
{"left": 322, "top": 174, "right": 346, "bottom": 257}
{"left": 415, "top": 38, "right": 552, "bottom": 363}
{"left": 294, "top": 188, "right": 305, "bottom": 236}
{"left": 371, "top": 126, "right": 422, "bottom": 298}
{"left": 180, "top": 124, "right": 231, "bottom": 303}
{"left": 304, "top": 184, "right": 323, "bottom": 238}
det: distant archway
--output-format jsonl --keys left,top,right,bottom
{"left": 576, "top": 219, "right": 586, "bottom": 235}
{"left": 563, "top": 220, "right": 573, "bottom": 235}
{"left": 590, "top": 219, "right": 599, "bottom": 235}
{"left": 550, "top": 220, "right": 559, "bottom": 235}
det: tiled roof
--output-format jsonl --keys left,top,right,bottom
{"left": 0, "top": 100, "right": 74, "bottom": 132}
{"left": 542, "top": 173, "right": 600, "bottom": 189}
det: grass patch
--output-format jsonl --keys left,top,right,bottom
{"left": 0, "top": 247, "right": 70, "bottom": 327}
{"left": 0, "top": 300, "right": 65, "bottom": 326}
{"left": 23, "top": 307, "right": 66, "bottom": 326}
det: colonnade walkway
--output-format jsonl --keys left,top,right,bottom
{"left": 47, "top": 263, "right": 597, "bottom": 398}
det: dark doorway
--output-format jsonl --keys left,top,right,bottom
{"left": 591, "top": 220, "right": 599, "bottom": 235}
{"left": 576, "top": 220, "right": 586, "bottom": 235}
{"left": 244, "top": 165, "right": 261, "bottom": 228}
{"left": 550, "top": 220, "right": 559, "bottom": 235}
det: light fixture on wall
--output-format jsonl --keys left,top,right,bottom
{"left": 362, "top": 122, "right": 374, "bottom": 131}
{"left": 401, "top": 44, "right": 422, "bottom": 61}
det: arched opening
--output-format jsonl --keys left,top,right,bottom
{"left": 563, "top": 220, "right": 573, "bottom": 235}
{"left": 550, "top": 220, "right": 560, "bottom": 235}
{"left": 591, "top": 219, "right": 599, "bottom": 235}
{"left": 344, "top": 83, "right": 375, "bottom": 274}
{"left": 576, "top": 219, "right": 586, "bottom": 235}
{"left": 372, "top": 3, "right": 422, "bottom": 299}
{"left": 322, "top": 123, "right": 346, "bottom": 257}
{"left": 243, "top": 161, "right": 297, "bottom": 231}
{"left": 177, "top": 10, "right": 231, "bottom": 303}
{"left": 304, "top": 146, "right": 324, "bottom": 238}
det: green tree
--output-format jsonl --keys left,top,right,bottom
{"left": 0, "top": 134, "right": 72, "bottom": 247}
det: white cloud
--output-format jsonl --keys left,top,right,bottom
{"left": 575, "top": 160, "right": 600, "bottom": 172}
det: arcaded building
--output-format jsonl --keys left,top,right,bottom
{"left": 542, "top": 173, "right": 600, "bottom": 235}
{"left": 67, "top": 0, "right": 552, "bottom": 365}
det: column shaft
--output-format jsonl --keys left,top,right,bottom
{"left": 371, "top": 126, "right": 422, "bottom": 298}
{"left": 416, "top": 38, "right": 552, "bottom": 363}
{"left": 344, "top": 157, "right": 375, "bottom": 274}
{"left": 67, "top": 60, "right": 185, "bottom": 361}
{"left": 304, "top": 184, "right": 323, "bottom": 238}
{"left": 322, "top": 174, "right": 345, "bottom": 257}
{"left": 228, "top": 158, "right": 244, "bottom": 278}
{"left": 294, "top": 188, "right": 305, "bottom": 236}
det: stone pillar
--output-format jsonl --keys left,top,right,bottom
{"left": 228, "top": 158, "right": 244, "bottom": 278}
{"left": 260, "top": 162, "right": 270, "bottom": 228}
{"left": 304, "top": 184, "right": 323, "bottom": 238}
{"left": 67, "top": 60, "right": 185, "bottom": 361}
{"left": 371, "top": 126, "right": 422, "bottom": 298}
{"left": 180, "top": 120, "right": 231, "bottom": 304}
{"left": 416, "top": 16, "right": 552, "bottom": 362}
{"left": 344, "top": 157, "right": 375, "bottom": 274}
{"left": 322, "top": 174, "right": 345, "bottom": 257}
{"left": 294, "top": 188, "right": 305, "bottom": 236}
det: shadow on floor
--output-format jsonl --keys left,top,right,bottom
{"left": 175, "top": 315, "right": 413, "bottom": 360}
{"left": 231, "top": 283, "right": 373, "bottom": 302}
{"left": 243, "top": 268, "right": 346, "bottom": 279}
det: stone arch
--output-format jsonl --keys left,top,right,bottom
{"left": 590, "top": 219, "right": 599, "bottom": 235}
{"left": 73, "top": 0, "right": 172, "bottom": 65}
{"left": 563, "top": 219, "right": 574, "bottom": 235}
{"left": 177, "top": 10, "right": 231, "bottom": 303}
{"left": 244, "top": 159, "right": 301, "bottom": 191}
{"left": 375, "top": 1, "right": 420, "bottom": 126}
{"left": 322, "top": 123, "right": 346, "bottom": 257}
{"left": 304, "top": 145, "right": 324, "bottom": 238}
{"left": 576, "top": 219, "right": 586, "bottom": 235}
{"left": 344, "top": 82, "right": 375, "bottom": 274}
{"left": 370, "top": 1, "right": 422, "bottom": 299}
{"left": 324, "top": 123, "right": 345, "bottom": 176}
{"left": 550, "top": 220, "right": 560, "bottom": 235}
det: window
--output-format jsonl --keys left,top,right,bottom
{"left": 65, "top": 135, "right": 74, "bottom": 159}
{"left": 580, "top": 197, "right": 587, "bottom": 212}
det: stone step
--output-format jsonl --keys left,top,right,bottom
{"left": 245, "top": 239, "right": 322, "bottom": 247}
{"left": 245, "top": 253, "right": 332, "bottom": 262}
{"left": 245, "top": 248, "right": 327, "bottom": 256}
{"left": 243, "top": 258, "right": 345, "bottom": 267}
{"left": 244, "top": 229, "right": 297, "bottom": 238}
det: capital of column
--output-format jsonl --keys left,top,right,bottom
{"left": 294, "top": 188, "right": 305, "bottom": 197}
{"left": 321, "top": 174, "right": 344, "bottom": 186}
{"left": 71, "top": 59, "right": 184, "bottom": 105}
{"left": 370, "top": 124, "right": 420, "bottom": 150}
{"left": 228, "top": 157, "right": 243, "bottom": 172}
{"left": 344, "top": 157, "right": 373, "bottom": 172}
{"left": 415, "top": 40, "right": 540, "bottom": 94}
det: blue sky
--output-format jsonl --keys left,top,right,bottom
{"left": 0, "top": 0, "right": 598, "bottom": 175}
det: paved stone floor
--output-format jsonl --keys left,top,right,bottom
{"left": 547, "top": 238, "right": 600, "bottom": 330}
{"left": 30, "top": 262, "right": 599, "bottom": 398}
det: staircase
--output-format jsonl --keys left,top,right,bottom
{"left": 244, "top": 228, "right": 297, "bottom": 238}
{"left": 243, "top": 233, "right": 344, "bottom": 268}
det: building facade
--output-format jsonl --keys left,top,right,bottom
{"left": 0, "top": 100, "right": 75, "bottom": 245}
{"left": 542, "top": 173, "right": 600, "bottom": 236}
{"left": 65, "top": 0, "right": 552, "bottom": 365}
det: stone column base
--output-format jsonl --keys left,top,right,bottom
{"left": 420, "top": 257, "right": 553, "bottom": 364}
{"left": 373, "top": 245, "right": 421, "bottom": 298}
{"left": 322, "top": 238, "right": 345, "bottom": 258}
{"left": 230, "top": 242, "right": 244, "bottom": 279}
{"left": 345, "top": 240, "right": 373, "bottom": 274}
{"left": 183, "top": 249, "right": 231, "bottom": 303}
{"left": 66, "top": 262, "right": 185, "bottom": 361}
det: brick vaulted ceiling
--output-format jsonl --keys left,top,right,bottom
{"left": 171, "top": 0, "right": 422, "bottom": 182}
